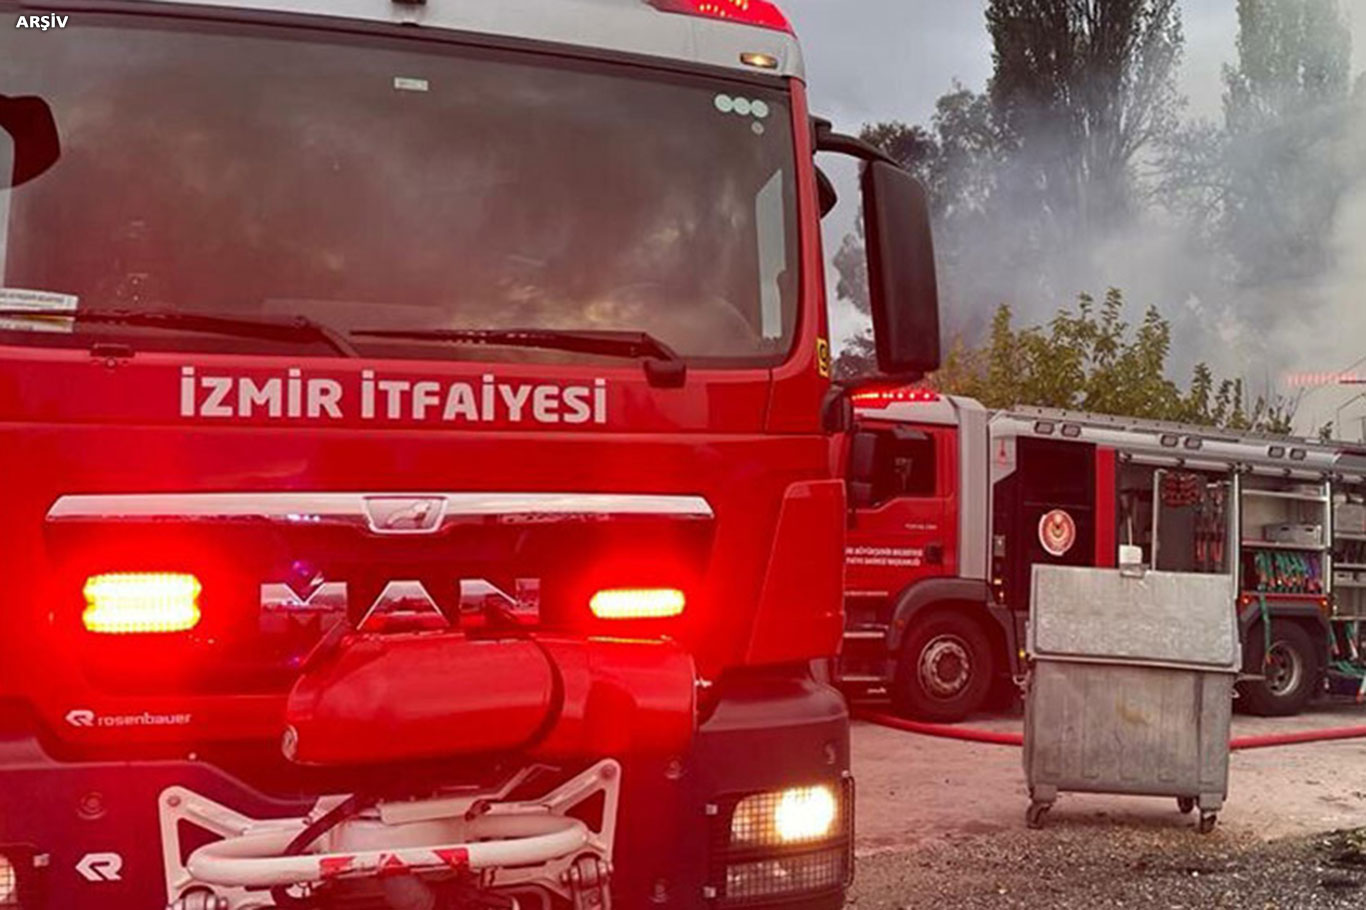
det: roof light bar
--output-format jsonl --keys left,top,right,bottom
{"left": 851, "top": 388, "right": 942, "bottom": 408}
{"left": 648, "top": 0, "right": 793, "bottom": 34}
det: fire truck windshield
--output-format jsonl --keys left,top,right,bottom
{"left": 0, "top": 17, "right": 800, "bottom": 364}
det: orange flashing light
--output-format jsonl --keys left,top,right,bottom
{"left": 82, "top": 573, "right": 202, "bottom": 634}
{"left": 590, "top": 588, "right": 686, "bottom": 620}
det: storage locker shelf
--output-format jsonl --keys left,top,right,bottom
{"left": 1243, "top": 489, "right": 1329, "bottom": 503}
{"left": 1241, "top": 539, "right": 1326, "bottom": 552}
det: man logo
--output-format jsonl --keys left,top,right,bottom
{"left": 65, "top": 709, "right": 95, "bottom": 728}
{"left": 262, "top": 577, "right": 541, "bottom": 626}
{"left": 76, "top": 852, "right": 123, "bottom": 883}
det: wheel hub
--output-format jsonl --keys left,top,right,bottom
{"left": 1265, "top": 640, "right": 1303, "bottom": 696}
{"left": 919, "top": 635, "right": 971, "bottom": 698}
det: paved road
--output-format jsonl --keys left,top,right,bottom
{"left": 848, "top": 701, "right": 1366, "bottom": 908}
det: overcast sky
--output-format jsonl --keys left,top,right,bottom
{"left": 781, "top": 0, "right": 1366, "bottom": 132}
{"left": 779, "top": 1, "right": 1366, "bottom": 431}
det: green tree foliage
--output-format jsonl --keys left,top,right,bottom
{"left": 834, "top": 289, "right": 1295, "bottom": 435}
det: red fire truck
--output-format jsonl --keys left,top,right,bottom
{"left": 837, "top": 392, "right": 1366, "bottom": 722}
{"left": 0, "top": 2, "right": 940, "bottom": 907}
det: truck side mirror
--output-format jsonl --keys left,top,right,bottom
{"left": 848, "top": 430, "right": 879, "bottom": 509}
{"left": 0, "top": 95, "right": 61, "bottom": 189}
{"left": 861, "top": 160, "right": 940, "bottom": 378}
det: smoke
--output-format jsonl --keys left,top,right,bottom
{"left": 817, "top": 1, "right": 1366, "bottom": 436}
{"left": 1289, "top": 85, "right": 1366, "bottom": 436}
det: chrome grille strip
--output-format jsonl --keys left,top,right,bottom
{"left": 47, "top": 492, "right": 714, "bottom": 532}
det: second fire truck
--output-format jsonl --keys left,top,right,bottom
{"left": 837, "top": 391, "right": 1366, "bottom": 721}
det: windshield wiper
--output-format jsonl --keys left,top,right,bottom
{"left": 351, "top": 327, "right": 687, "bottom": 387}
{"left": 0, "top": 307, "right": 359, "bottom": 357}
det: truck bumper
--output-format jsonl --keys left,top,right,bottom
{"left": 0, "top": 674, "right": 851, "bottom": 910}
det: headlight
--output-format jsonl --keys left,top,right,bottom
{"left": 731, "top": 785, "right": 840, "bottom": 847}
{"left": 0, "top": 854, "right": 13, "bottom": 906}
{"left": 710, "top": 780, "right": 853, "bottom": 905}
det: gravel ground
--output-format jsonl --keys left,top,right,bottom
{"left": 848, "top": 826, "right": 1366, "bottom": 909}
{"left": 847, "top": 702, "right": 1366, "bottom": 908}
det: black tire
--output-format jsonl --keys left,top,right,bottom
{"left": 1177, "top": 797, "right": 1196, "bottom": 815}
{"left": 1238, "top": 619, "right": 1317, "bottom": 717}
{"left": 891, "top": 611, "right": 994, "bottom": 722}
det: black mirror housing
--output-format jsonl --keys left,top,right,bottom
{"left": 862, "top": 160, "right": 940, "bottom": 378}
{"left": 848, "top": 430, "right": 879, "bottom": 483}
{"left": 0, "top": 95, "right": 61, "bottom": 190}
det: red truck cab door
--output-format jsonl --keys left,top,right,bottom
{"left": 846, "top": 423, "right": 957, "bottom": 593}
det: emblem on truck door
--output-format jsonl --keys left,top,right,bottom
{"left": 1038, "top": 509, "right": 1077, "bottom": 557}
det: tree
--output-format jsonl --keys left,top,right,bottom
{"left": 1163, "top": 0, "right": 1354, "bottom": 285}
{"left": 832, "top": 1, "right": 1185, "bottom": 344}
{"left": 907, "top": 289, "right": 1296, "bottom": 434}
{"left": 1222, "top": 0, "right": 1352, "bottom": 285}
{"left": 986, "top": 0, "right": 1185, "bottom": 236}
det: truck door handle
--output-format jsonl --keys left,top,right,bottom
{"left": 925, "top": 544, "right": 943, "bottom": 565}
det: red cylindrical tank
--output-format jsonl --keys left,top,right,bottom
{"left": 284, "top": 632, "right": 696, "bottom": 766}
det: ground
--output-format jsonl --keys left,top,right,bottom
{"left": 847, "top": 702, "right": 1366, "bottom": 908}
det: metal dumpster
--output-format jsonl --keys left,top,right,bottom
{"left": 1023, "top": 565, "right": 1238, "bottom": 833}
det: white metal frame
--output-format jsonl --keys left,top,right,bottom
{"left": 160, "top": 760, "right": 621, "bottom": 909}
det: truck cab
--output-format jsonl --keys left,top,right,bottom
{"left": 0, "top": 2, "right": 940, "bottom": 907}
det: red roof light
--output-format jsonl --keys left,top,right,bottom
{"left": 649, "top": 0, "right": 793, "bottom": 33}
{"left": 851, "top": 388, "right": 942, "bottom": 409}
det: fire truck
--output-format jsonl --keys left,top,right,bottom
{"left": 0, "top": 1, "right": 940, "bottom": 907}
{"left": 837, "top": 392, "right": 1366, "bottom": 722}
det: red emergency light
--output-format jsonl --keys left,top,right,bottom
{"left": 648, "top": 0, "right": 793, "bottom": 33}
{"left": 850, "top": 388, "right": 942, "bottom": 408}
{"left": 82, "top": 572, "right": 202, "bottom": 634}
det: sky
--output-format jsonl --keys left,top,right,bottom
{"left": 781, "top": 0, "right": 1366, "bottom": 134}
{"left": 779, "top": 0, "right": 1366, "bottom": 435}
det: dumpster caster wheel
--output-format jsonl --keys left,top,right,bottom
{"left": 1198, "top": 812, "right": 1217, "bottom": 834}
{"left": 1178, "top": 797, "right": 1196, "bottom": 815}
{"left": 1026, "top": 802, "right": 1050, "bottom": 829}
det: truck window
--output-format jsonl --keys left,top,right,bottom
{"left": 0, "top": 19, "right": 800, "bottom": 365}
{"left": 871, "top": 430, "right": 937, "bottom": 503}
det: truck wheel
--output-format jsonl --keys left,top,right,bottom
{"left": 891, "top": 612, "right": 993, "bottom": 722}
{"left": 1238, "top": 620, "right": 1316, "bottom": 717}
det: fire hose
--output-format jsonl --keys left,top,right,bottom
{"left": 854, "top": 710, "right": 1366, "bottom": 751}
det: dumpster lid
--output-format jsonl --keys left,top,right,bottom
{"left": 1028, "top": 566, "right": 1239, "bottom": 671}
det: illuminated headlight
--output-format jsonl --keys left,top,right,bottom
{"left": 0, "top": 854, "right": 13, "bottom": 907}
{"left": 731, "top": 785, "right": 840, "bottom": 846}
{"left": 711, "top": 780, "right": 853, "bottom": 905}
